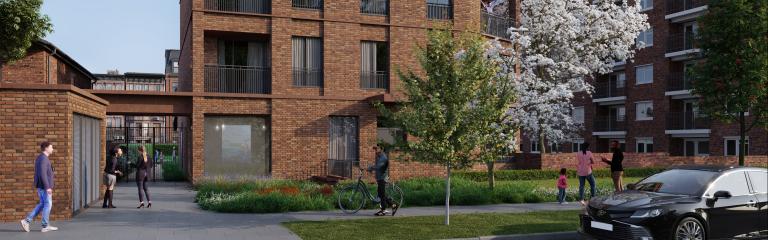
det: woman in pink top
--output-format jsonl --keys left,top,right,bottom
{"left": 576, "top": 142, "right": 596, "bottom": 203}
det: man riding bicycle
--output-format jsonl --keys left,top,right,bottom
{"left": 368, "top": 144, "right": 399, "bottom": 216}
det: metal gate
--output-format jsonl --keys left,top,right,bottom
{"left": 106, "top": 126, "right": 191, "bottom": 182}
{"left": 73, "top": 114, "right": 101, "bottom": 214}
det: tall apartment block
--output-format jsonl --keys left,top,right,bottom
{"left": 522, "top": 0, "right": 767, "bottom": 162}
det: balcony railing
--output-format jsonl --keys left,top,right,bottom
{"left": 427, "top": 3, "right": 452, "bottom": 19}
{"left": 293, "top": 68, "right": 323, "bottom": 87}
{"left": 361, "top": 0, "right": 388, "bottom": 15}
{"left": 481, "top": 12, "right": 514, "bottom": 39}
{"left": 204, "top": 65, "right": 271, "bottom": 94}
{"left": 667, "top": 0, "right": 706, "bottom": 15}
{"left": 292, "top": 0, "right": 322, "bottom": 10}
{"left": 667, "top": 32, "right": 697, "bottom": 53}
{"left": 667, "top": 111, "right": 710, "bottom": 130}
{"left": 204, "top": 0, "right": 271, "bottom": 14}
{"left": 667, "top": 72, "right": 694, "bottom": 91}
{"left": 594, "top": 118, "right": 626, "bottom": 132}
{"left": 593, "top": 80, "right": 626, "bottom": 99}
{"left": 361, "top": 71, "right": 388, "bottom": 89}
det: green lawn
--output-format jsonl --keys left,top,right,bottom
{"left": 283, "top": 210, "right": 581, "bottom": 240}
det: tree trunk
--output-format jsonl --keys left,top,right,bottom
{"left": 739, "top": 111, "right": 746, "bottom": 166}
{"left": 539, "top": 134, "right": 546, "bottom": 155}
{"left": 445, "top": 162, "right": 451, "bottom": 225}
{"left": 486, "top": 160, "right": 495, "bottom": 190}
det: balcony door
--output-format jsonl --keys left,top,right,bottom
{"left": 609, "top": 105, "right": 626, "bottom": 131}
{"left": 683, "top": 22, "right": 699, "bottom": 49}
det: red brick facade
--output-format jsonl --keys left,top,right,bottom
{"left": 0, "top": 85, "right": 107, "bottom": 222}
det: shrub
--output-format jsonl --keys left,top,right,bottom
{"left": 198, "top": 191, "right": 333, "bottom": 213}
{"left": 454, "top": 167, "right": 664, "bottom": 181}
{"left": 162, "top": 161, "right": 186, "bottom": 181}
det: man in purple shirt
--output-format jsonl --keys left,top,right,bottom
{"left": 20, "top": 142, "right": 58, "bottom": 233}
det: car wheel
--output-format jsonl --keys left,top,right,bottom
{"left": 674, "top": 217, "right": 706, "bottom": 240}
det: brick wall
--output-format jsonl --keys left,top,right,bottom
{"left": 538, "top": 153, "right": 768, "bottom": 171}
{"left": 0, "top": 86, "right": 107, "bottom": 222}
{"left": 2, "top": 49, "right": 48, "bottom": 84}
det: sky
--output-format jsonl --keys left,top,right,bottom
{"left": 41, "top": 0, "right": 180, "bottom": 74}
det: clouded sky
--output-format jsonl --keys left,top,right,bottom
{"left": 41, "top": 0, "right": 180, "bottom": 74}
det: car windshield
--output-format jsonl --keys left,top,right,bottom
{"left": 634, "top": 169, "right": 719, "bottom": 195}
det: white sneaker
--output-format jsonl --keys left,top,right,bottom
{"left": 20, "top": 219, "right": 30, "bottom": 232}
{"left": 41, "top": 226, "right": 58, "bottom": 232}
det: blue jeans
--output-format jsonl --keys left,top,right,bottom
{"left": 557, "top": 187, "right": 566, "bottom": 203}
{"left": 578, "top": 174, "right": 597, "bottom": 201}
{"left": 26, "top": 188, "right": 52, "bottom": 227}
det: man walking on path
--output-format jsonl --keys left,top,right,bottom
{"left": 368, "top": 144, "right": 399, "bottom": 216}
{"left": 20, "top": 142, "right": 59, "bottom": 233}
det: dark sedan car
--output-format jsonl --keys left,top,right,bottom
{"left": 579, "top": 166, "right": 768, "bottom": 240}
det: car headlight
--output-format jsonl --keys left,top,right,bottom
{"left": 631, "top": 209, "right": 663, "bottom": 218}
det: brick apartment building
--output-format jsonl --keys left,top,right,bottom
{"left": 518, "top": 0, "right": 767, "bottom": 168}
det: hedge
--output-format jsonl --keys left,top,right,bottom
{"left": 454, "top": 168, "right": 665, "bottom": 182}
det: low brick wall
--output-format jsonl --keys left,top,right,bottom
{"left": 539, "top": 153, "right": 768, "bottom": 171}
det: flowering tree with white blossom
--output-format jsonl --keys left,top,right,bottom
{"left": 490, "top": 0, "right": 649, "bottom": 152}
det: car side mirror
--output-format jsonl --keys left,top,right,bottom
{"left": 626, "top": 183, "right": 636, "bottom": 190}
{"left": 713, "top": 190, "right": 732, "bottom": 199}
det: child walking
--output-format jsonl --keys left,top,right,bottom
{"left": 557, "top": 168, "right": 568, "bottom": 204}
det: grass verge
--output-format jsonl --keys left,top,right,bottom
{"left": 283, "top": 210, "right": 581, "bottom": 240}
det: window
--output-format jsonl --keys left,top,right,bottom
{"left": 530, "top": 142, "right": 540, "bottom": 153}
{"left": 636, "top": 28, "right": 653, "bottom": 48}
{"left": 427, "top": 0, "right": 452, "bottom": 19}
{"left": 572, "top": 107, "right": 585, "bottom": 124}
{"left": 685, "top": 139, "right": 709, "bottom": 156}
{"left": 635, "top": 101, "right": 653, "bottom": 121}
{"left": 611, "top": 72, "right": 626, "bottom": 88}
{"left": 571, "top": 139, "right": 585, "bottom": 152}
{"left": 748, "top": 171, "right": 768, "bottom": 193}
{"left": 636, "top": 137, "right": 653, "bottom": 153}
{"left": 292, "top": 37, "right": 323, "bottom": 87}
{"left": 329, "top": 116, "right": 360, "bottom": 177}
{"left": 361, "top": 0, "right": 388, "bottom": 15}
{"left": 724, "top": 137, "right": 749, "bottom": 156}
{"left": 361, "top": 41, "right": 389, "bottom": 89}
{"left": 635, "top": 65, "right": 653, "bottom": 85}
{"left": 708, "top": 172, "right": 750, "bottom": 196}
{"left": 292, "top": 0, "right": 322, "bottom": 9}
{"left": 616, "top": 106, "right": 626, "bottom": 122}
{"left": 640, "top": 0, "right": 653, "bottom": 11}
{"left": 204, "top": 116, "right": 271, "bottom": 177}
{"left": 172, "top": 61, "right": 179, "bottom": 74}
{"left": 550, "top": 143, "right": 562, "bottom": 153}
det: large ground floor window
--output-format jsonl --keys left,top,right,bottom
{"left": 204, "top": 116, "right": 270, "bottom": 177}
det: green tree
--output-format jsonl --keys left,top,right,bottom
{"left": 0, "top": 0, "right": 53, "bottom": 80}
{"left": 375, "top": 28, "right": 516, "bottom": 225}
{"left": 690, "top": 0, "right": 768, "bottom": 166}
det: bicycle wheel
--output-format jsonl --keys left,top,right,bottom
{"left": 387, "top": 183, "right": 404, "bottom": 208}
{"left": 338, "top": 184, "right": 367, "bottom": 214}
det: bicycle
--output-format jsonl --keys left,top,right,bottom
{"left": 337, "top": 168, "right": 404, "bottom": 214}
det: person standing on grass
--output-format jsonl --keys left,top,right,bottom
{"left": 601, "top": 140, "right": 624, "bottom": 192}
{"left": 20, "top": 142, "right": 58, "bottom": 233}
{"left": 576, "top": 142, "right": 596, "bottom": 205}
{"left": 136, "top": 145, "right": 151, "bottom": 209}
{"left": 367, "top": 144, "right": 399, "bottom": 216}
{"left": 103, "top": 146, "right": 122, "bottom": 208}
{"left": 557, "top": 168, "right": 568, "bottom": 204}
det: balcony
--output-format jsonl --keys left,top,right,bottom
{"left": 204, "top": 65, "right": 271, "bottom": 94}
{"left": 361, "top": 0, "right": 387, "bottom": 15}
{"left": 666, "top": 72, "right": 696, "bottom": 98}
{"left": 293, "top": 68, "right": 323, "bottom": 87}
{"left": 592, "top": 81, "right": 626, "bottom": 104}
{"left": 204, "top": 0, "right": 271, "bottom": 14}
{"left": 666, "top": 0, "right": 707, "bottom": 22}
{"left": 427, "top": 3, "right": 452, "bottom": 20}
{"left": 292, "top": 0, "right": 322, "bottom": 10}
{"left": 481, "top": 12, "right": 515, "bottom": 39}
{"left": 666, "top": 111, "right": 710, "bottom": 136}
{"left": 666, "top": 33, "right": 700, "bottom": 60}
{"left": 361, "top": 71, "right": 388, "bottom": 89}
{"left": 593, "top": 118, "right": 626, "bottom": 136}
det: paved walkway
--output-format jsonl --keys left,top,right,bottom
{"left": 0, "top": 182, "right": 583, "bottom": 240}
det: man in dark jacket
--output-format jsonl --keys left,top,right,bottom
{"left": 367, "top": 144, "right": 399, "bottom": 216}
{"left": 20, "top": 142, "right": 58, "bottom": 233}
{"left": 601, "top": 140, "right": 625, "bottom": 192}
